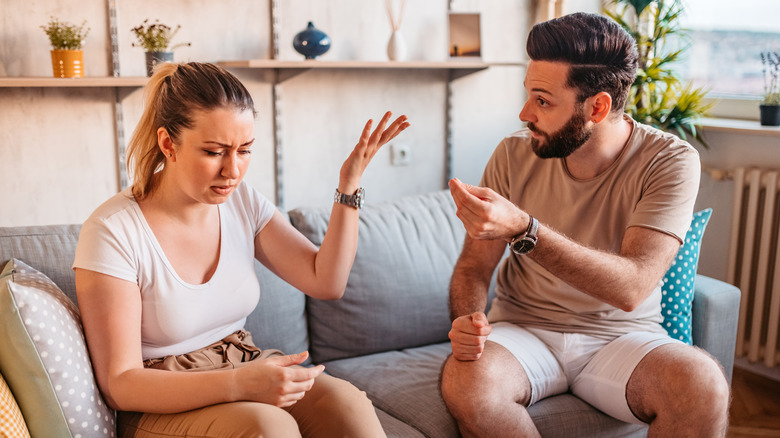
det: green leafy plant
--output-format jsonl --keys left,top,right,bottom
{"left": 41, "top": 17, "right": 89, "bottom": 50}
{"left": 761, "top": 51, "right": 780, "bottom": 106}
{"left": 131, "top": 19, "right": 191, "bottom": 52}
{"left": 605, "top": 0, "right": 711, "bottom": 147}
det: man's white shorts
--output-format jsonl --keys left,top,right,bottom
{"left": 487, "top": 322, "right": 683, "bottom": 424}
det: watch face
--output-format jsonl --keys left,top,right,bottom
{"left": 511, "top": 237, "right": 535, "bottom": 254}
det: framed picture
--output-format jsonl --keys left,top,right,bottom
{"left": 448, "top": 12, "right": 481, "bottom": 58}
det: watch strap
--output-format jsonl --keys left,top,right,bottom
{"left": 333, "top": 187, "right": 365, "bottom": 209}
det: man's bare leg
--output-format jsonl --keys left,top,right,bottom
{"left": 441, "top": 341, "right": 541, "bottom": 438}
{"left": 626, "top": 343, "right": 730, "bottom": 437}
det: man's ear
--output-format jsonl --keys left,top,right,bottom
{"left": 157, "top": 127, "right": 175, "bottom": 160}
{"left": 587, "top": 92, "right": 613, "bottom": 123}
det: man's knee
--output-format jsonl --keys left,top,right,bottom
{"left": 441, "top": 344, "right": 531, "bottom": 416}
{"left": 688, "top": 349, "right": 731, "bottom": 415}
{"left": 629, "top": 344, "right": 730, "bottom": 425}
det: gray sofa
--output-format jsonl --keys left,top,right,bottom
{"left": 0, "top": 190, "right": 740, "bottom": 437}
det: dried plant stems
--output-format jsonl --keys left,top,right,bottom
{"left": 385, "top": 0, "right": 406, "bottom": 32}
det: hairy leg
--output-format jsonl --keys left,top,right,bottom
{"left": 626, "top": 343, "right": 730, "bottom": 437}
{"left": 441, "top": 341, "right": 541, "bottom": 438}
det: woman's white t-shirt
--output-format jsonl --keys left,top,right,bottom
{"left": 73, "top": 182, "right": 276, "bottom": 360}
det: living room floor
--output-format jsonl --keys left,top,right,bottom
{"left": 728, "top": 367, "right": 780, "bottom": 437}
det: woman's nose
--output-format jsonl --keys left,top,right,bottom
{"left": 222, "top": 154, "right": 240, "bottom": 179}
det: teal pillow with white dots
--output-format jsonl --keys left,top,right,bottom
{"left": 0, "top": 258, "right": 116, "bottom": 438}
{"left": 661, "top": 209, "right": 712, "bottom": 344}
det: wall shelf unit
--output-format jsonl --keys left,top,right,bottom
{"left": 217, "top": 59, "right": 524, "bottom": 207}
{"left": 0, "top": 77, "right": 148, "bottom": 88}
{"left": 218, "top": 59, "right": 491, "bottom": 82}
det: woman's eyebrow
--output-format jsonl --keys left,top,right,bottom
{"left": 204, "top": 139, "right": 255, "bottom": 148}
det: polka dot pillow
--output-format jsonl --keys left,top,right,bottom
{"left": 661, "top": 209, "right": 712, "bottom": 344}
{"left": 0, "top": 258, "right": 116, "bottom": 437}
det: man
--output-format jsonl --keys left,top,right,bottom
{"left": 440, "top": 12, "right": 730, "bottom": 438}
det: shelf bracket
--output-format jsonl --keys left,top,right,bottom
{"left": 270, "top": 0, "right": 284, "bottom": 208}
{"left": 107, "top": 0, "right": 129, "bottom": 190}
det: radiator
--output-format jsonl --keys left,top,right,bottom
{"left": 726, "top": 168, "right": 780, "bottom": 368}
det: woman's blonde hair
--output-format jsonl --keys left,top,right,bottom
{"left": 126, "top": 62, "right": 256, "bottom": 199}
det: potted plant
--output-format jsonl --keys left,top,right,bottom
{"left": 760, "top": 51, "right": 780, "bottom": 126}
{"left": 41, "top": 17, "right": 89, "bottom": 78}
{"left": 605, "top": 0, "right": 712, "bottom": 147}
{"left": 131, "top": 19, "right": 191, "bottom": 76}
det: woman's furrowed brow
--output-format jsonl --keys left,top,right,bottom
{"left": 204, "top": 139, "right": 255, "bottom": 148}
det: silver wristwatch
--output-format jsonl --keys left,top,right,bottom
{"left": 334, "top": 187, "right": 365, "bottom": 209}
{"left": 509, "top": 215, "right": 539, "bottom": 255}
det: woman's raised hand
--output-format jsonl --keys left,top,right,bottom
{"left": 339, "top": 111, "right": 410, "bottom": 191}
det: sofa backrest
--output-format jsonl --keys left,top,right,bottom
{"left": 290, "top": 190, "right": 480, "bottom": 363}
{"left": 0, "top": 223, "right": 309, "bottom": 358}
{"left": 0, "top": 225, "right": 81, "bottom": 304}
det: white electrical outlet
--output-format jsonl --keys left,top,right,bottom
{"left": 390, "top": 143, "right": 411, "bottom": 166}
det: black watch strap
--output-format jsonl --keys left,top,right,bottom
{"left": 509, "top": 215, "right": 539, "bottom": 255}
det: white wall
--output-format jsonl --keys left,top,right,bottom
{"left": 0, "top": 0, "right": 605, "bottom": 226}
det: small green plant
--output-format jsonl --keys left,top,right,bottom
{"left": 131, "top": 19, "right": 191, "bottom": 52}
{"left": 605, "top": 0, "right": 712, "bottom": 147}
{"left": 41, "top": 17, "right": 89, "bottom": 50}
{"left": 761, "top": 51, "right": 780, "bottom": 106}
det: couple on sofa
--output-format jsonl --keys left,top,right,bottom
{"left": 71, "top": 12, "right": 730, "bottom": 438}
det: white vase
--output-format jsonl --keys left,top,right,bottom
{"left": 387, "top": 30, "right": 407, "bottom": 61}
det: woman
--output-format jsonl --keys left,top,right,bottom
{"left": 73, "top": 62, "right": 409, "bottom": 437}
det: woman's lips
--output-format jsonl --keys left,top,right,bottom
{"left": 211, "top": 185, "right": 234, "bottom": 195}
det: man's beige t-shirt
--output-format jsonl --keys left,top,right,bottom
{"left": 481, "top": 117, "right": 701, "bottom": 337}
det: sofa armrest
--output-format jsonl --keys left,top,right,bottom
{"left": 691, "top": 274, "right": 740, "bottom": 384}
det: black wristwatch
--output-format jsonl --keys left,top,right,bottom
{"left": 509, "top": 215, "right": 539, "bottom": 255}
{"left": 334, "top": 187, "right": 365, "bottom": 209}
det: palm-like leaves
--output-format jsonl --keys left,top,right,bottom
{"left": 605, "top": 0, "right": 711, "bottom": 147}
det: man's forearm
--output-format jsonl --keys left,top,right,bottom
{"left": 449, "top": 273, "right": 490, "bottom": 321}
{"left": 527, "top": 223, "right": 680, "bottom": 312}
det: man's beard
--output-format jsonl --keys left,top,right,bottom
{"left": 528, "top": 106, "right": 592, "bottom": 159}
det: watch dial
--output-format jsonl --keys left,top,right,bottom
{"left": 513, "top": 238, "right": 535, "bottom": 254}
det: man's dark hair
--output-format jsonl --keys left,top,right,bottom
{"left": 527, "top": 12, "right": 638, "bottom": 114}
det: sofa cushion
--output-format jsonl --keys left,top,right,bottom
{"left": 322, "top": 343, "right": 458, "bottom": 438}
{"left": 290, "top": 190, "right": 468, "bottom": 362}
{"left": 0, "top": 372, "right": 30, "bottom": 438}
{"left": 527, "top": 393, "right": 646, "bottom": 436}
{"left": 244, "top": 212, "right": 309, "bottom": 360}
{"left": 323, "top": 342, "right": 647, "bottom": 438}
{"left": 0, "top": 259, "right": 115, "bottom": 438}
{"left": 244, "top": 259, "right": 309, "bottom": 358}
{"left": 661, "top": 208, "right": 712, "bottom": 344}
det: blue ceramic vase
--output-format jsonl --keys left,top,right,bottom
{"left": 293, "top": 22, "right": 331, "bottom": 59}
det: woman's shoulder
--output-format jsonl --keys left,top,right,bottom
{"left": 82, "top": 188, "right": 139, "bottom": 229}
{"left": 225, "top": 182, "right": 277, "bottom": 234}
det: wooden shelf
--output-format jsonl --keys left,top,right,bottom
{"left": 216, "top": 59, "right": 523, "bottom": 81}
{"left": 0, "top": 77, "right": 148, "bottom": 88}
{"left": 219, "top": 59, "right": 491, "bottom": 69}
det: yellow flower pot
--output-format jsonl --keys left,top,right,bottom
{"left": 50, "top": 50, "right": 84, "bottom": 78}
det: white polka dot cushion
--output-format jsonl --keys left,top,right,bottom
{"left": 0, "top": 258, "right": 116, "bottom": 437}
{"left": 661, "top": 209, "right": 712, "bottom": 344}
{"left": 0, "top": 372, "right": 30, "bottom": 438}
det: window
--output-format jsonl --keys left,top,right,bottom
{"left": 674, "top": 0, "right": 780, "bottom": 119}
